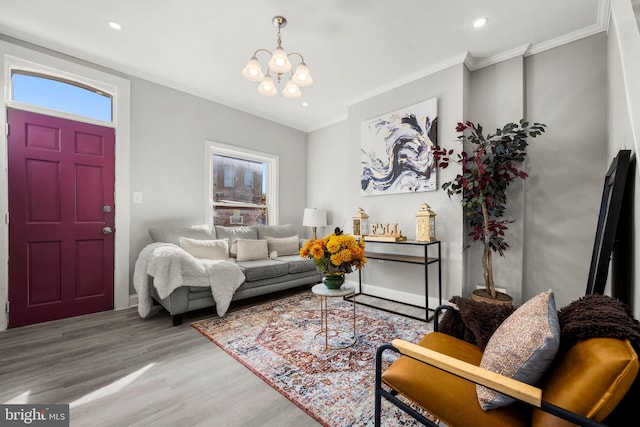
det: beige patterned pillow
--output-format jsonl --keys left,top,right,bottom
{"left": 477, "top": 290, "right": 560, "bottom": 410}
{"left": 178, "top": 237, "right": 229, "bottom": 260}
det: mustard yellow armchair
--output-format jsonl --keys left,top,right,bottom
{"left": 375, "top": 302, "right": 639, "bottom": 427}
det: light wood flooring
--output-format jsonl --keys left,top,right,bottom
{"left": 0, "top": 289, "right": 322, "bottom": 427}
{"left": 0, "top": 287, "right": 432, "bottom": 427}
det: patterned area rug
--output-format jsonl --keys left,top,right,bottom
{"left": 192, "top": 290, "right": 435, "bottom": 426}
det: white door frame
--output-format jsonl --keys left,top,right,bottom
{"left": 0, "top": 40, "right": 131, "bottom": 330}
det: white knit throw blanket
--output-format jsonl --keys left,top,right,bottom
{"left": 133, "top": 243, "right": 245, "bottom": 318}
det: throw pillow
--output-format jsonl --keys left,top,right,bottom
{"left": 214, "top": 226, "right": 258, "bottom": 257}
{"left": 235, "top": 239, "right": 269, "bottom": 262}
{"left": 265, "top": 235, "right": 299, "bottom": 256}
{"left": 477, "top": 289, "right": 560, "bottom": 410}
{"left": 178, "top": 237, "right": 229, "bottom": 260}
{"left": 438, "top": 296, "right": 515, "bottom": 350}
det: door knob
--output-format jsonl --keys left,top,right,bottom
{"left": 102, "top": 227, "right": 113, "bottom": 235}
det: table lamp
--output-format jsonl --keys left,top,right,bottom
{"left": 302, "top": 208, "right": 327, "bottom": 239}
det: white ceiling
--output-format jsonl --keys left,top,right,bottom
{"left": 0, "top": 0, "right": 606, "bottom": 132}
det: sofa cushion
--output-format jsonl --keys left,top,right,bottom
{"left": 256, "top": 224, "right": 295, "bottom": 239}
{"left": 215, "top": 226, "right": 258, "bottom": 257}
{"left": 273, "top": 255, "right": 317, "bottom": 274}
{"left": 477, "top": 290, "right": 560, "bottom": 410}
{"left": 266, "top": 235, "right": 300, "bottom": 256}
{"left": 236, "top": 239, "right": 268, "bottom": 262}
{"left": 148, "top": 224, "right": 215, "bottom": 245}
{"left": 178, "top": 237, "right": 229, "bottom": 260}
{"left": 236, "top": 259, "right": 289, "bottom": 281}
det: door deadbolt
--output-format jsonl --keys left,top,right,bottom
{"left": 103, "top": 205, "right": 112, "bottom": 213}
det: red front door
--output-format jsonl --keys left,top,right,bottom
{"left": 7, "top": 108, "right": 115, "bottom": 327}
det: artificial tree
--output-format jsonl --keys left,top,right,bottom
{"left": 434, "top": 119, "right": 546, "bottom": 300}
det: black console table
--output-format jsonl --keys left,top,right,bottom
{"left": 347, "top": 239, "right": 441, "bottom": 322}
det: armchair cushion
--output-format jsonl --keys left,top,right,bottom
{"left": 478, "top": 290, "right": 560, "bottom": 410}
{"left": 532, "top": 338, "right": 638, "bottom": 426}
{"left": 381, "top": 332, "right": 530, "bottom": 427}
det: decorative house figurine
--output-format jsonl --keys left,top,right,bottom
{"left": 352, "top": 207, "right": 369, "bottom": 238}
{"left": 416, "top": 203, "right": 436, "bottom": 242}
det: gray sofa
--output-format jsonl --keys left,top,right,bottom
{"left": 145, "top": 223, "right": 322, "bottom": 325}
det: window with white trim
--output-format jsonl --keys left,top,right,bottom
{"left": 205, "top": 141, "right": 278, "bottom": 226}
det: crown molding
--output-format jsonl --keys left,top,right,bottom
{"left": 306, "top": 113, "right": 349, "bottom": 133}
{"left": 527, "top": 0, "right": 609, "bottom": 57}
{"left": 467, "top": 44, "right": 531, "bottom": 71}
{"left": 345, "top": 52, "right": 470, "bottom": 107}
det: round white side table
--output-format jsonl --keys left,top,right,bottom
{"left": 311, "top": 283, "right": 357, "bottom": 350}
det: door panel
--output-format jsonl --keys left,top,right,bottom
{"left": 27, "top": 159, "right": 61, "bottom": 221}
{"left": 8, "top": 108, "right": 115, "bottom": 327}
{"left": 28, "top": 241, "right": 62, "bottom": 304}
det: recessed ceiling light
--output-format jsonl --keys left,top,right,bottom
{"left": 302, "top": 102, "right": 309, "bottom": 107}
{"left": 108, "top": 21, "right": 122, "bottom": 30}
{"left": 473, "top": 17, "right": 488, "bottom": 28}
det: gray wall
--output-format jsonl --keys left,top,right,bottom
{"left": 524, "top": 34, "right": 608, "bottom": 308}
{"left": 307, "top": 34, "right": 611, "bottom": 311}
{"left": 467, "top": 56, "right": 526, "bottom": 302}
{"left": 0, "top": 35, "right": 311, "bottom": 298}
{"left": 308, "top": 64, "right": 467, "bottom": 309}
{"left": 129, "top": 78, "right": 308, "bottom": 293}
{"left": 2, "top": 20, "right": 637, "bottom": 316}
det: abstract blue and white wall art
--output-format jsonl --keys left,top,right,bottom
{"left": 361, "top": 98, "right": 438, "bottom": 196}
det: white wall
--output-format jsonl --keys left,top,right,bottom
{"left": 128, "top": 77, "right": 309, "bottom": 293}
{"left": 307, "top": 34, "right": 613, "bottom": 312}
{"left": 308, "top": 64, "right": 467, "bottom": 309}
{"left": 0, "top": 36, "right": 309, "bottom": 303}
{"left": 608, "top": 0, "right": 640, "bottom": 319}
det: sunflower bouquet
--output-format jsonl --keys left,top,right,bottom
{"left": 300, "top": 228, "right": 367, "bottom": 275}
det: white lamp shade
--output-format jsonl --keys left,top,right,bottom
{"left": 292, "top": 62, "right": 313, "bottom": 87}
{"left": 257, "top": 75, "right": 278, "bottom": 96}
{"left": 282, "top": 80, "right": 301, "bottom": 99}
{"left": 268, "top": 47, "right": 292, "bottom": 74}
{"left": 241, "top": 57, "right": 264, "bottom": 82}
{"left": 302, "top": 208, "right": 327, "bottom": 227}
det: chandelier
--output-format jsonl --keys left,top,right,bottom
{"left": 241, "top": 16, "right": 313, "bottom": 99}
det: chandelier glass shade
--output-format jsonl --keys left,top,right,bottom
{"left": 242, "top": 16, "right": 313, "bottom": 99}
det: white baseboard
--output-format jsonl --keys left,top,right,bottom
{"left": 128, "top": 294, "right": 138, "bottom": 308}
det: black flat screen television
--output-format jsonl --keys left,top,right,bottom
{"left": 585, "top": 149, "right": 632, "bottom": 298}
